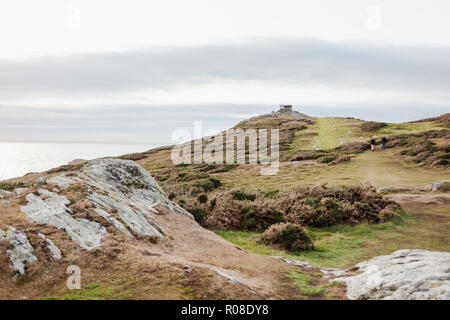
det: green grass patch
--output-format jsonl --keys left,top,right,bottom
{"left": 38, "top": 282, "right": 132, "bottom": 300}
{"left": 287, "top": 270, "right": 327, "bottom": 297}
{"left": 0, "top": 181, "right": 28, "bottom": 191}
{"left": 215, "top": 214, "right": 411, "bottom": 268}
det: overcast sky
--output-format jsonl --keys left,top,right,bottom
{"left": 1, "top": 0, "right": 449, "bottom": 143}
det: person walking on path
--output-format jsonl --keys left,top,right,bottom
{"left": 381, "top": 136, "right": 387, "bottom": 150}
{"left": 370, "top": 138, "right": 376, "bottom": 151}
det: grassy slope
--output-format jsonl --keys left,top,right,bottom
{"left": 316, "top": 117, "right": 364, "bottom": 149}
{"left": 135, "top": 113, "right": 450, "bottom": 269}
{"left": 217, "top": 200, "right": 450, "bottom": 268}
{"left": 210, "top": 115, "right": 450, "bottom": 272}
{"left": 206, "top": 115, "right": 449, "bottom": 190}
{"left": 3, "top": 112, "right": 448, "bottom": 300}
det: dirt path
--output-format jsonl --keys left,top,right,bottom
{"left": 333, "top": 148, "right": 450, "bottom": 188}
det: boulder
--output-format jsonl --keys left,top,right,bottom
{"left": 21, "top": 158, "right": 193, "bottom": 252}
{"left": 38, "top": 233, "right": 62, "bottom": 261}
{"left": 335, "top": 249, "right": 450, "bottom": 300}
{"left": 432, "top": 180, "right": 450, "bottom": 192}
{"left": 5, "top": 227, "right": 38, "bottom": 275}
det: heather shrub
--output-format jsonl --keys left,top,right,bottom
{"left": 264, "top": 190, "right": 280, "bottom": 199}
{"left": 189, "top": 207, "right": 206, "bottom": 223}
{"left": 439, "top": 182, "right": 450, "bottom": 192}
{"left": 241, "top": 204, "right": 285, "bottom": 231}
{"left": 165, "top": 182, "right": 401, "bottom": 231}
{"left": 194, "top": 178, "right": 222, "bottom": 192}
{"left": 379, "top": 205, "right": 401, "bottom": 221}
{"left": 197, "top": 194, "right": 208, "bottom": 204}
{"left": 0, "top": 181, "right": 28, "bottom": 191}
{"left": 260, "top": 223, "right": 314, "bottom": 252}
{"left": 233, "top": 190, "right": 257, "bottom": 201}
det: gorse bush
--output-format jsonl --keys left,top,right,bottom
{"left": 260, "top": 223, "right": 314, "bottom": 252}
{"left": 0, "top": 181, "right": 28, "bottom": 191}
{"left": 201, "top": 184, "right": 401, "bottom": 231}
{"left": 197, "top": 194, "right": 208, "bottom": 204}
{"left": 194, "top": 178, "right": 222, "bottom": 192}
{"left": 391, "top": 130, "right": 450, "bottom": 168}
{"left": 160, "top": 166, "right": 402, "bottom": 231}
{"left": 241, "top": 205, "right": 285, "bottom": 231}
{"left": 189, "top": 207, "right": 206, "bottom": 223}
{"left": 233, "top": 190, "right": 257, "bottom": 201}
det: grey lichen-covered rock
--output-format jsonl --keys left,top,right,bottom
{"left": 14, "top": 188, "right": 29, "bottom": 196}
{"left": 0, "top": 190, "right": 12, "bottom": 198}
{"left": 21, "top": 158, "right": 193, "bottom": 252}
{"left": 89, "top": 193, "right": 162, "bottom": 238}
{"left": 376, "top": 186, "right": 391, "bottom": 194}
{"left": 213, "top": 268, "right": 243, "bottom": 284}
{"left": 320, "top": 267, "right": 347, "bottom": 279}
{"left": 93, "top": 208, "right": 132, "bottom": 237}
{"left": 335, "top": 249, "right": 450, "bottom": 300}
{"left": 5, "top": 227, "right": 38, "bottom": 275}
{"left": 47, "top": 175, "right": 80, "bottom": 189}
{"left": 432, "top": 180, "right": 450, "bottom": 192}
{"left": 274, "top": 256, "right": 311, "bottom": 268}
{"left": 80, "top": 159, "right": 191, "bottom": 218}
{"left": 21, "top": 192, "right": 108, "bottom": 250}
{"left": 38, "top": 233, "right": 62, "bottom": 261}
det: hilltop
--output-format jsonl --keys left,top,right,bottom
{"left": 0, "top": 110, "right": 449, "bottom": 300}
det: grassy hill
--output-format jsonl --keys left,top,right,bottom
{"left": 132, "top": 111, "right": 450, "bottom": 268}
{"left": 1, "top": 111, "right": 449, "bottom": 300}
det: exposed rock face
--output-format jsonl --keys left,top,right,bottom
{"left": 335, "top": 249, "right": 450, "bottom": 300}
{"left": 80, "top": 159, "right": 190, "bottom": 218}
{"left": 432, "top": 180, "right": 450, "bottom": 192}
{"left": 20, "top": 159, "right": 192, "bottom": 255}
{"left": 38, "top": 233, "right": 62, "bottom": 261}
{"left": 4, "top": 227, "right": 38, "bottom": 275}
{"left": 21, "top": 191, "right": 108, "bottom": 251}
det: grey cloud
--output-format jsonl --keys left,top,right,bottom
{"left": 1, "top": 38, "right": 450, "bottom": 97}
{"left": 1, "top": 103, "right": 448, "bottom": 143}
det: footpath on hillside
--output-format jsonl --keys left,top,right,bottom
{"left": 315, "top": 117, "right": 450, "bottom": 188}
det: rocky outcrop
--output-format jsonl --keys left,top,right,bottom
{"left": 38, "top": 233, "right": 62, "bottom": 261}
{"left": 21, "top": 190, "right": 108, "bottom": 251}
{"left": 335, "top": 249, "right": 450, "bottom": 300}
{"left": 432, "top": 180, "right": 450, "bottom": 192}
{"left": 10, "top": 158, "right": 193, "bottom": 275}
{"left": 3, "top": 227, "right": 38, "bottom": 275}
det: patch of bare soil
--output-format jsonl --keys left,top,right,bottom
{"left": 388, "top": 193, "right": 450, "bottom": 207}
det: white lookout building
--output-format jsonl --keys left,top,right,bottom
{"left": 278, "top": 105, "right": 293, "bottom": 112}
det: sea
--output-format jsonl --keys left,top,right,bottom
{"left": 0, "top": 141, "right": 159, "bottom": 181}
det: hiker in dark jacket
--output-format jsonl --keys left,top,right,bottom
{"left": 370, "top": 138, "right": 376, "bottom": 151}
{"left": 381, "top": 137, "right": 387, "bottom": 150}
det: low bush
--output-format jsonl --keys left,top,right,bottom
{"left": 264, "top": 190, "right": 280, "bottom": 199}
{"left": 260, "top": 223, "right": 314, "bottom": 251}
{"left": 379, "top": 205, "right": 401, "bottom": 221}
{"left": 194, "top": 178, "right": 222, "bottom": 192}
{"left": 241, "top": 205, "right": 285, "bottom": 231}
{"left": 439, "top": 182, "right": 450, "bottom": 192}
{"left": 168, "top": 192, "right": 176, "bottom": 200}
{"left": 0, "top": 181, "right": 28, "bottom": 191}
{"left": 360, "top": 121, "right": 387, "bottom": 131}
{"left": 189, "top": 207, "right": 206, "bottom": 223}
{"left": 164, "top": 183, "right": 401, "bottom": 232}
{"left": 197, "top": 194, "right": 208, "bottom": 204}
{"left": 233, "top": 190, "right": 257, "bottom": 201}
